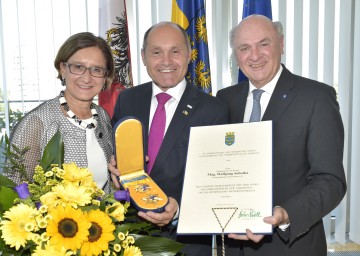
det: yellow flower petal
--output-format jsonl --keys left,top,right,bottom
{"left": 33, "top": 241, "right": 68, "bottom": 256}
{"left": 0, "top": 203, "right": 39, "bottom": 250}
{"left": 124, "top": 245, "right": 142, "bottom": 256}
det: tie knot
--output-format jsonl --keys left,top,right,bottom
{"left": 252, "top": 89, "right": 264, "bottom": 101}
{"left": 156, "top": 93, "right": 172, "bottom": 105}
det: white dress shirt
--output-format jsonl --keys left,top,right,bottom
{"left": 243, "top": 65, "right": 283, "bottom": 122}
{"left": 148, "top": 79, "right": 187, "bottom": 133}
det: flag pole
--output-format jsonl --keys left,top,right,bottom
{"left": 212, "top": 235, "right": 217, "bottom": 256}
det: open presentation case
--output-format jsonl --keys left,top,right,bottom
{"left": 113, "top": 117, "right": 168, "bottom": 212}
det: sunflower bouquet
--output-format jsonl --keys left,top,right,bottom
{"left": 0, "top": 132, "right": 183, "bottom": 256}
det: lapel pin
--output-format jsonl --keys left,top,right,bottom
{"left": 183, "top": 110, "right": 189, "bottom": 115}
{"left": 282, "top": 94, "right": 287, "bottom": 99}
{"left": 187, "top": 104, "right": 193, "bottom": 109}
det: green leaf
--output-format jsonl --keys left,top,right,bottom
{"left": 132, "top": 234, "right": 184, "bottom": 256}
{"left": 0, "top": 174, "right": 16, "bottom": 188}
{"left": 40, "top": 130, "right": 64, "bottom": 171}
{"left": 1, "top": 132, "right": 30, "bottom": 182}
{"left": 0, "top": 185, "right": 18, "bottom": 217}
{"left": 79, "top": 205, "right": 99, "bottom": 212}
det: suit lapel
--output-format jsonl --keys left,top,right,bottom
{"left": 151, "top": 84, "right": 198, "bottom": 172}
{"left": 138, "top": 83, "right": 152, "bottom": 135}
{"left": 138, "top": 83, "right": 152, "bottom": 153}
{"left": 263, "top": 67, "right": 296, "bottom": 122}
{"left": 232, "top": 83, "right": 249, "bottom": 123}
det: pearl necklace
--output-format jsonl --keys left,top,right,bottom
{"left": 59, "top": 91, "right": 98, "bottom": 129}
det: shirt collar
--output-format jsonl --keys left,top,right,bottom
{"left": 249, "top": 65, "right": 283, "bottom": 95}
{"left": 151, "top": 78, "right": 187, "bottom": 101}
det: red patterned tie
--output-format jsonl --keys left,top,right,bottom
{"left": 147, "top": 93, "right": 172, "bottom": 174}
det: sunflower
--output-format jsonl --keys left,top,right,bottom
{"left": 46, "top": 205, "right": 90, "bottom": 251}
{"left": 41, "top": 182, "right": 92, "bottom": 209}
{"left": 0, "top": 203, "right": 39, "bottom": 250}
{"left": 124, "top": 245, "right": 142, "bottom": 256}
{"left": 81, "top": 209, "right": 115, "bottom": 256}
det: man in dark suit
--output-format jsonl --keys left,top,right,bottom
{"left": 216, "top": 15, "right": 347, "bottom": 256}
{"left": 109, "top": 22, "right": 229, "bottom": 255}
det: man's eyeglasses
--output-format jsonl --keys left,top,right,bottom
{"left": 64, "top": 62, "right": 108, "bottom": 78}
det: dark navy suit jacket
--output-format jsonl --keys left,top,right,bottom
{"left": 216, "top": 65, "right": 346, "bottom": 256}
{"left": 112, "top": 82, "right": 229, "bottom": 256}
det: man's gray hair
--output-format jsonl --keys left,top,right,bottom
{"left": 273, "top": 21, "right": 284, "bottom": 39}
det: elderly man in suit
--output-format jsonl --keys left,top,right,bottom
{"left": 216, "top": 15, "right": 346, "bottom": 256}
{"left": 109, "top": 21, "right": 229, "bottom": 255}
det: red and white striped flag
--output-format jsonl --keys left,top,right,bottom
{"left": 99, "top": 0, "right": 133, "bottom": 118}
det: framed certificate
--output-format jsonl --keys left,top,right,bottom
{"left": 177, "top": 121, "right": 273, "bottom": 235}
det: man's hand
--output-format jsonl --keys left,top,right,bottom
{"left": 228, "top": 206, "right": 289, "bottom": 243}
{"left": 263, "top": 206, "right": 289, "bottom": 227}
{"left": 108, "top": 155, "right": 120, "bottom": 188}
{"left": 137, "top": 197, "right": 178, "bottom": 226}
{"left": 228, "top": 229, "right": 264, "bottom": 243}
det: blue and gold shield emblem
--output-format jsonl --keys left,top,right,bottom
{"left": 225, "top": 132, "right": 235, "bottom": 146}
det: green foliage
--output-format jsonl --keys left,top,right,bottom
{"left": 0, "top": 133, "right": 30, "bottom": 182}
{"left": 0, "top": 173, "right": 16, "bottom": 188}
{"left": 0, "top": 108, "right": 23, "bottom": 132}
{"left": 0, "top": 131, "right": 64, "bottom": 216}
{"left": 39, "top": 130, "right": 64, "bottom": 171}
{"left": 133, "top": 234, "right": 184, "bottom": 256}
{"left": 26, "top": 166, "right": 52, "bottom": 203}
{"left": 0, "top": 185, "right": 18, "bottom": 217}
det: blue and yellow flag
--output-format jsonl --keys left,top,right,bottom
{"left": 172, "top": 0, "right": 212, "bottom": 95}
{"left": 238, "top": 0, "right": 272, "bottom": 83}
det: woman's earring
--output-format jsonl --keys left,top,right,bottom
{"left": 61, "top": 78, "right": 66, "bottom": 86}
